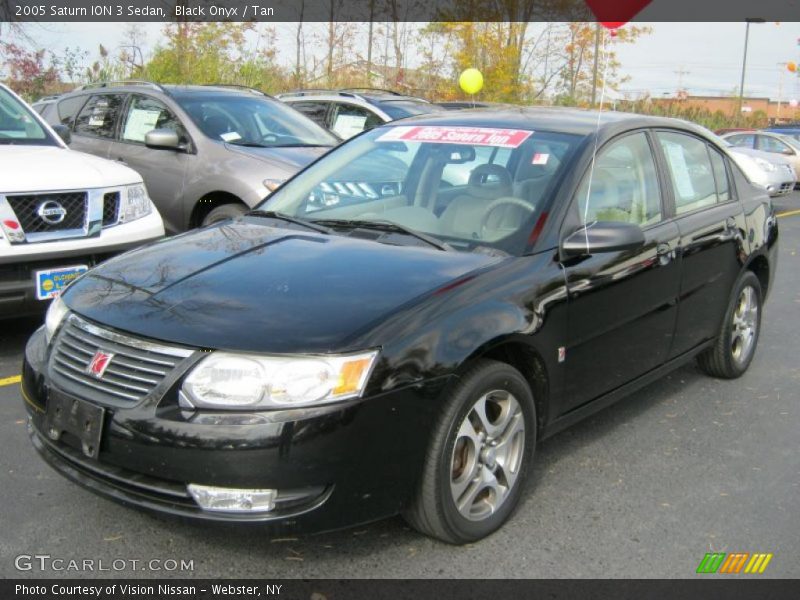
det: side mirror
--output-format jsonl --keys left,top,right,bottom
{"left": 52, "top": 124, "right": 71, "bottom": 145}
{"left": 782, "top": 148, "right": 795, "bottom": 156}
{"left": 145, "top": 129, "right": 182, "bottom": 151}
{"left": 560, "top": 221, "right": 645, "bottom": 259}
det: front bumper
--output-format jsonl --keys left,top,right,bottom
{"left": 0, "top": 212, "right": 164, "bottom": 317}
{"left": 22, "top": 325, "right": 451, "bottom": 532}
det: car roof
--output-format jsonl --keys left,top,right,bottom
{"left": 382, "top": 106, "right": 702, "bottom": 138}
{"left": 62, "top": 82, "right": 270, "bottom": 99}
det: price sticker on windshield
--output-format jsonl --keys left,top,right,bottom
{"left": 377, "top": 126, "right": 533, "bottom": 148}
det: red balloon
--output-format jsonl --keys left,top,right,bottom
{"left": 585, "top": 0, "right": 654, "bottom": 27}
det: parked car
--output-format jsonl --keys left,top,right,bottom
{"left": 278, "top": 88, "right": 445, "bottom": 139}
{"left": 23, "top": 108, "right": 777, "bottom": 544}
{"left": 0, "top": 83, "right": 164, "bottom": 317}
{"left": 764, "top": 125, "right": 800, "bottom": 142}
{"left": 40, "top": 82, "right": 338, "bottom": 232}
{"left": 714, "top": 127, "right": 755, "bottom": 136}
{"left": 437, "top": 101, "right": 503, "bottom": 110}
{"left": 724, "top": 144, "right": 797, "bottom": 197}
{"left": 721, "top": 130, "right": 800, "bottom": 180}
{"left": 30, "top": 95, "right": 60, "bottom": 115}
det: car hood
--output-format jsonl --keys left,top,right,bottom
{"left": 63, "top": 218, "right": 500, "bottom": 353}
{"left": 224, "top": 144, "right": 330, "bottom": 172}
{"left": 728, "top": 146, "right": 793, "bottom": 166}
{"left": 0, "top": 145, "right": 141, "bottom": 194}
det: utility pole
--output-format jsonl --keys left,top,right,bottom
{"left": 591, "top": 22, "right": 601, "bottom": 106}
{"left": 674, "top": 66, "right": 690, "bottom": 92}
{"left": 776, "top": 62, "right": 787, "bottom": 123}
{"left": 738, "top": 19, "right": 765, "bottom": 116}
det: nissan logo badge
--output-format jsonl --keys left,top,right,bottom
{"left": 37, "top": 200, "right": 67, "bottom": 225}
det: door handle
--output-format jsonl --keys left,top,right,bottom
{"left": 656, "top": 243, "right": 674, "bottom": 265}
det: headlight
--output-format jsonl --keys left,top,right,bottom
{"left": 45, "top": 296, "right": 69, "bottom": 343}
{"left": 181, "top": 350, "right": 379, "bottom": 410}
{"left": 119, "top": 184, "right": 152, "bottom": 223}
{"left": 753, "top": 157, "right": 776, "bottom": 172}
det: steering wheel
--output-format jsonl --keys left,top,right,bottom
{"left": 479, "top": 197, "right": 537, "bottom": 238}
{"left": 261, "top": 133, "right": 280, "bottom": 143}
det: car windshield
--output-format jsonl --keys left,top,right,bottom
{"left": 176, "top": 93, "right": 338, "bottom": 148}
{"left": 379, "top": 100, "right": 447, "bottom": 120}
{"left": 259, "top": 124, "right": 582, "bottom": 255}
{"left": 0, "top": 87, "right": 55, "bottom": 145}
{"left": 778, "top": 134, "right": 800, "bottom": 151}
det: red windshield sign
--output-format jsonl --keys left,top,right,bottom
{"left": 377, "top": 126, "right": 533, "bottom": 148}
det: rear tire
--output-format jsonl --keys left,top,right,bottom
{"left": 697, "top": 271, "right": 762, "bottom": 379}
{"left": 403, "top": 359, "right": 536, "bottom": 544}
{"left": 201, "top": 203, "right": 248, "bottom": 227}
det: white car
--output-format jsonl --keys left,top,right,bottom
{"left": 725, "top": 145, "right": 797, "bottom": 197}
{"left": 0, "top": 83, "right": 164, "bottom": 316}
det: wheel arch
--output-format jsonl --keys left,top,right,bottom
{"left": 745, "top": 253, "right": 770, "bottom": 298}
{"left": 458, "top": 336, "right": 550, "bottom": 435}
{"left": 189, "top": 191, "right": 247, "bottom": 228}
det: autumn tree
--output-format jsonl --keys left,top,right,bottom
{"left": 552, "top": 22, "right": 651, "bottom": 105}
{"left": 0, "top": 42, "right": 59, "bottom": 99}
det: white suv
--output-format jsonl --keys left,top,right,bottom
{"left": 0, "top": 83, "right": 164, "bottom": 316}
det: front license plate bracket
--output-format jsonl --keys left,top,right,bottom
{"left": 44, "top": 392, "right": 105, "bottom": 459}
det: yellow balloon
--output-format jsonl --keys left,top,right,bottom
{"left": 459, "top": 68, "right": 484, "bottom": 95}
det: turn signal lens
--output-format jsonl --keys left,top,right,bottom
{"left": 333, "top": 358, "right": 374, "bottom": 396}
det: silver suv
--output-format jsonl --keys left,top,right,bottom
{"left": 40, "top": 82, "right": 338, "bottom": 232}
{"left": 278, "top": 88, "right": 445, "bottom": 140}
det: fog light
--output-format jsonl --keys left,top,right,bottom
{"left": 187, "top": 484, "right": 277, "bottom": 513}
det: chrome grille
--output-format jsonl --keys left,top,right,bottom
{"left": 6, "top": 192, "right": 87, "bottom": 233}
{"left": 102, "top": 191, "right": 120, "bottom": 226}
{"left": 50, "top": 314, "right": 195, "bottom": 407}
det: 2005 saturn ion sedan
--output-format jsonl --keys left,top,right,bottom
{"left": 22, "top": 108, "right": 778, "bottom": 544}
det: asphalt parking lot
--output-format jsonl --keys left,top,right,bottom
{"left": 1, "top": 193, "right": 798, "bottom": 579}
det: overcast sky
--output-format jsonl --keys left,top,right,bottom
{"left": 25, "top": 21, "right": 800, "bottom": 102}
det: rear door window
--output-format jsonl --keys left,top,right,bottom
{"left": 74, "top": 94, "right": 124, "bottom": 139}
{"left": 329, "top": 103, "right": 383, "bottom": 139}
{"left": 657, "top": 132, "right": 722, "bottom": 214}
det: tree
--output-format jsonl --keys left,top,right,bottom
{"left": 0, "top": 42, "right": 59, "bottom": 100}
{"left": 552, "top": 22, "right": 651, "bottom": 105}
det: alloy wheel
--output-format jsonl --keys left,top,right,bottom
{"left": 449, "top": 390, "right": 526, "bottom": 521}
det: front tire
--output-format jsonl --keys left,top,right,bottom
{"left": 403, "top": 359, "right": 536, "bottom": 544}
{"left": 201, "top": 203, "right": 248, "bottom": 227}
{"left": 697, "top": 271, "right": 762, "bottom": 379}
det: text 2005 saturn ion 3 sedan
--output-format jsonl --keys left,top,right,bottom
{"left": 22, "top": 108, "right": 778, "bottom": 544}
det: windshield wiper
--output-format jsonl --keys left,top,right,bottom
{"left": 246, "top": 210, "right": 333, "bottom": 235}
{"left": 312, "top": 218, "right": 453, "bottom": 252}
{"left": 276, "top": 143, "right": 333, "bottom": 148}
{"left": 228, "top": 141, "right": 269, "bottom": 148}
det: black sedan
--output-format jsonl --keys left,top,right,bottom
{"left": 21, "top": 107, "right": 778, "bottom": 544}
